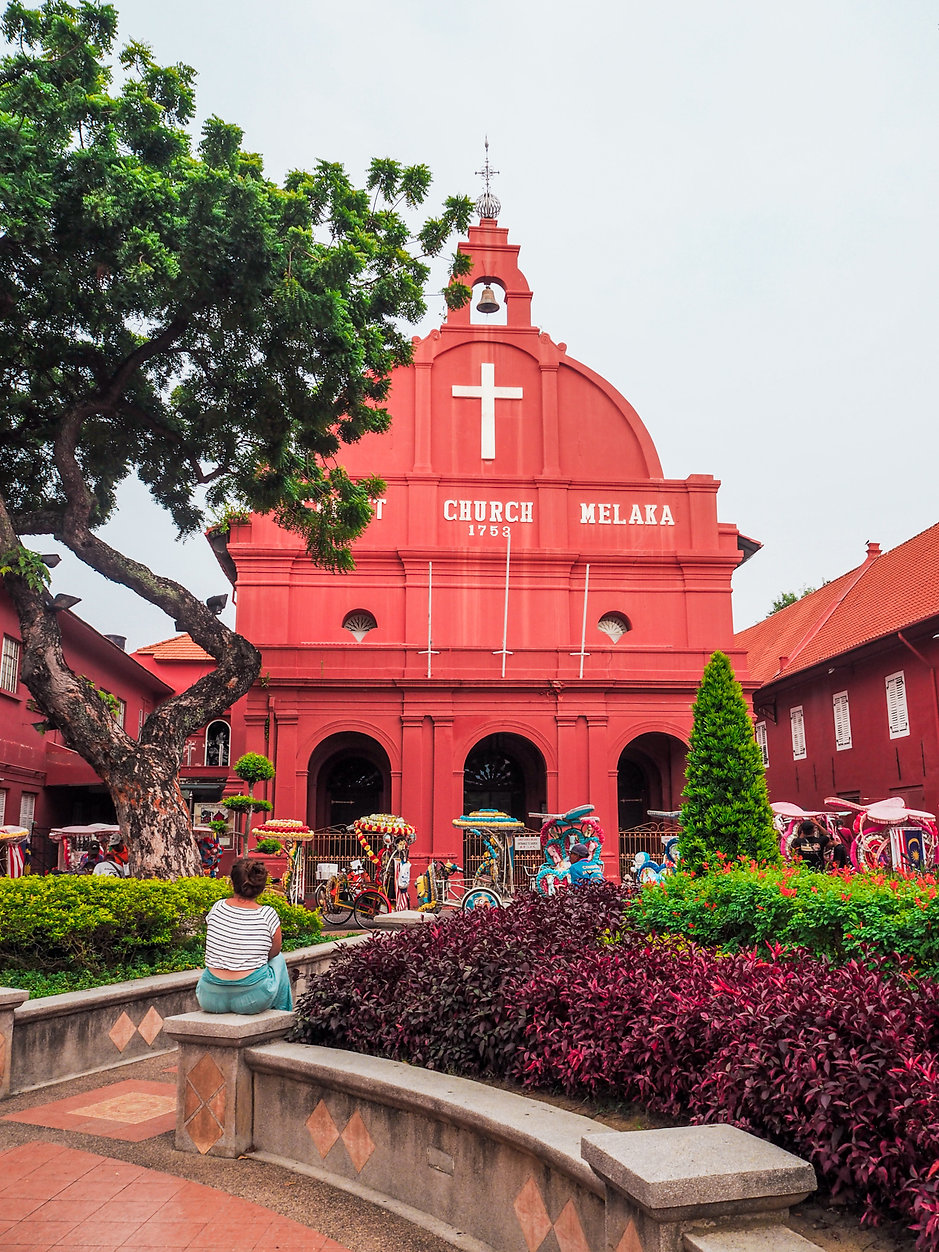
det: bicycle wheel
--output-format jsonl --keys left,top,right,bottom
{"left": 462, "top": 886, "right": 502, "bottom": 912}
{"left": 320, "top": 877, "right": 354, "bottom": 925}
{"left": 353, "top": 887, "right": 391, "bottom": 926}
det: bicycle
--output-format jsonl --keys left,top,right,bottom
{"left": 415, "top": 859, "right": 503, "bottom": 912}
{"left": 313, "top": 864, "right": 392, "bottom": 926}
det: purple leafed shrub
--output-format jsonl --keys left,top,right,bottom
{"left": 289, "top": 881, "right": 627, "bottom": 1075}
{"left": 510, "top": 936, "right": 939, "bottom": 1247}
{"left": 290, "top": 885, "right": 939, "bottom": 1247}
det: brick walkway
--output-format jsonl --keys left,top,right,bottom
{"left": 0, "top": 1140, "right": 349, "bottom": 1250}
{"left": 0, "top": 1055, "right": 456, "bottom": 1252}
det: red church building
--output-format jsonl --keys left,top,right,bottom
{"left": 735, "top": 527, "right": 939, "bottom": 818}
{"left": 212, "top": 196, "right": 757, "bottom": 874}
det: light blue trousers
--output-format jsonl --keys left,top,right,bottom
{"left": 195, "top": 953, "right": 293, "bottom": 1014}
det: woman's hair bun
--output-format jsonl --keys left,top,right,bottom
{"left": 230, "top": 856, "right": 269, "bottom": 898}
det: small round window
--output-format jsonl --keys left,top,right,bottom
{"left": 597, "top": 612, "right": 631, "bottom": 643}
{"left": 343, "top": 610, "right": 377, "bottom": 643}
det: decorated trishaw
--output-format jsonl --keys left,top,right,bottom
{"left": 773, "top": 797, "right": 938, "bottom": 872}
{"left": 825, "top": 795, "right": 938, "bottom": 872}
{"left": 47, "top": 822, "right": 120, "bottom": 873}
{"left": 352, "top": 813, "right": 417, "bottom": 914}
{"left": 446, "top": 808, "right": 525, "bottom": 910}
{"left": 0, "top": 825, "right": 30, "bottom": 877}
{"left": 533, "top": 803, "right": 604, "bottom": 895}
{"left": 772, "top": 802, "right": 852, "bottom": 866}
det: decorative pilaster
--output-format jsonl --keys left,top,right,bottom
{"left": 0, "top": 987, "right": 28, "bottom": 1098}
{"left": 162, "top": 1010, "right": 293, "bottom": 1157}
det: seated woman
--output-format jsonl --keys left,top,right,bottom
{"left": 195, "top": 858, "right": 293, "bottom": 1015}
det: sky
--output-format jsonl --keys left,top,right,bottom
{"left": 31, "top": 0, "right": 939, "bottom": 650}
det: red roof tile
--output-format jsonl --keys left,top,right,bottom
{"left": 133, "top": 634, "right": 213, "bottom": 662}
{"left": 735, "top": 524, "right": 939, "bottom": 684}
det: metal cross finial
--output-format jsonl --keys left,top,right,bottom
{"left": 475, "top": 136, "right": 499, "bottom": 194}
{"left": 474, "top": 137, "right": 502, "bottom": 220}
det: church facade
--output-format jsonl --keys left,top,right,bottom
{"left": 221, "top": 211, "right": 756, "bottom": 873}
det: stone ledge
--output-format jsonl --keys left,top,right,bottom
{"left": 683, "top": 1224, "right": 822, "bottom": 1251}
{"left": 164, "top": 1009, "right": 295, "bottom": 1048}
{"left": 583, "top": 1125, "right": 816, "bottom": 1218}
{"left": 245, "top": 1041, "right": 605, "bottom": 1196}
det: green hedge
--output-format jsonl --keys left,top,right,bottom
{"left": 0, "top": 876, "right": 322, "bottom": 994}
{"left": 624, "top": 860, "right": 939, "bottom": 973}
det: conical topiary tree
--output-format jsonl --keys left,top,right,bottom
{"left": 679, "top": 651, "right": 778, "bottom": 872}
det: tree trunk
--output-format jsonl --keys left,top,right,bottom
{"left": 110, "top": 772, "right": 203, "bottom": 878}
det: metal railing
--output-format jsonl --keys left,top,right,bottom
{"left": 618, "top": 821, "right": 681, "bottom": 881}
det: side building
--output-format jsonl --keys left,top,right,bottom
{"left": 0, "top": 590, "right": 173, "bottom": 870}
{"left": 213, "top": 207, "right": 758, "bottom": 873}
{"left": 734, "top": 528, "right": 939, "bottom": 816}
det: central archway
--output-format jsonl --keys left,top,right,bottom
{"left": 307, "top": 733, "right": 391, "bottom": 831}
{"left": 463, "top": 733, "right": 547, "bottom": 823}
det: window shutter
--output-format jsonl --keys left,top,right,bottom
{"left": 833, "top": 691, "right": 852, "bottom": 750}
{"left": 885, "top": 671, "right": 910, "bottom": 739}
{"left": 754, "top": 721, "right": 769, "bottom": 768}
{"left": 790, "top": 706, "right": 806, "bottom": 760}
{"left": 0, "top": 636, "right": 20, "bottom": 693}
{"left": 0, "top": 790, "right": 6, "bottom": 826}
{"left": 18, "top": 792, "right": 35, "bottom": 830}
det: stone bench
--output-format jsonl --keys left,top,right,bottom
{"left": 164, "top": 1010, "right": 821, "bottom": 1252}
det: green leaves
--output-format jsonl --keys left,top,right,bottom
{"left": 0, "top": 543, "right": 50, "bottom": 588}
{"left": 0, "top": 0, "right": 472, "bottom": 571}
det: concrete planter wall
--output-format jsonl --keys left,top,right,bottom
{"left": 0, "top": 934, "right": 367, "bottom": 1097}
{"left": 164, "top": 1010, "right": 824, "bottom": 1252}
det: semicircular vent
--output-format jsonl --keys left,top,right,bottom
{"left": 597, "top": 611, "right": 631, "bottom": 643}
{"left": 343, "top": 610, "right": 377, "bottom": 643}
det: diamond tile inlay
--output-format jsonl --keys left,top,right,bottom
{"left": 137, "top": 1005, "right": 164, "bottom": 1046}
{"left": 553, "top": 1200, "right": 591, "bottom": 1252}
{"left": 108, "top": 1010, "right": 137, "bottom": 1052}
{"left": 187, "top": 1052, "right": 225, "bottom": 1102}
{"left": 340, "top": 1110, "right": 375, "bottom": 1173}
{"left": 615, "top": 1218, "right": 644, "bottom": 1252}
{"left": 306, "top": 1099, "right": 340, "bottom": 1158}
{"left": 186, "top": 1103, "right": 224, "bottom": 1154}
{"left": 514, "top": 1176, "right": 552, "bottom": 1252}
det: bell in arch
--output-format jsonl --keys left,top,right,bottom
{"left": 476, "top": 284, "right": 500, "bottom": 315}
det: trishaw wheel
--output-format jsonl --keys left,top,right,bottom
{"left": 353, "top": 887, "right": 390, "bottom": 926}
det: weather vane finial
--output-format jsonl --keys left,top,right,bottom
{"left": 474, "top": 136, "right": 501, "bottom": 221}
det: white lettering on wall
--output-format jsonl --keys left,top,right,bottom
{"left": 443, "top": 500, "right": 535, "bottom": 525}
{"left": 579, "top": 501, "right": 678, "bottom": 527}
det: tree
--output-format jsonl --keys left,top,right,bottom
{"left": 679, "top": 651, "right": 778, "bottom": 872}
{"left": 766, "top": 585, "right": 817, "bottom": 616}
{"left": 0, "top": 1, "right": 473, "bottom": 877}
{"left": 227, "top": 752, "right": 275, "bottom": 856}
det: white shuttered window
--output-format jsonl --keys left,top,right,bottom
{"left": 755, "top": 721, "right": 769, "bottom": 768}
{"left": 790, "top": 706, "right": 806, "bottom": 760}
{"left": 885, "top": 671, "right": 910, "bottom": 739}
{"left": 0, "top": 635, "right": 20, "bottom": 693}
{"left": 833, "top": 691, "right": 852, "bottom": 750}
{"left": 18, "top": 792, "right": 35, "bottom": 830}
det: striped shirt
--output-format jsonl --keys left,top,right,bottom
{"left": 204, "top": 900, "right": 280, "bottom": 972}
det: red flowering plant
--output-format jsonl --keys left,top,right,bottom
{"left": 626, "top": 859, "right": 939, "bottom": 974}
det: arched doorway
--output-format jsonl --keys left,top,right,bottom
{"left": 463, "top": 733, "right": 547, "bottom": 823}
{"left": 617, "top": 733, "right": 688, "bottom": 830}
{"left": 307, "top": 733, "right": 391, "bottom": 831}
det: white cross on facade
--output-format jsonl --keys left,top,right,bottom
{"left": 452, "top": 362, "right": 523, "bottom": 460}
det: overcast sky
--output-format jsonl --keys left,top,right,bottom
{"left": 34, "top": 1, "right": 939, "bottom": 650}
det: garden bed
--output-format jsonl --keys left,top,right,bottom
{"left": 291, "top": 880, "right": 939, "bottom": 1249}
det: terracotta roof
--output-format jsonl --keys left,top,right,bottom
{"left": 133, "top": 634, "right": 213, "bottom": 662}
{"left": 735, "top": 524, "right": 939, "bottom": 685}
